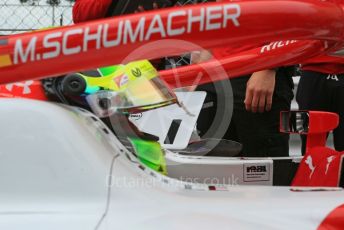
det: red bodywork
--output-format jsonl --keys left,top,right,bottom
{"left": 0, "top": 0, "right": 343, "bottom": 87}
{"left": 307, "top": 111, "right": 340, "bottom": 152}
{"left": 286, "top": 111, "right": 344, "bottom": 188}
{"left": 0, "top": 80, "right": 47, "bottom": 100}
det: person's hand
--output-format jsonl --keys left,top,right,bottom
{"left": 135, "top": 2, "right": 159, "bottom": 12}
{"left": 244, "top": 69, "right": 276, "bottom": 113}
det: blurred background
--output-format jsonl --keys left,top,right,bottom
{"left": 0, "top": 0, "right": 74, "bottom": 35}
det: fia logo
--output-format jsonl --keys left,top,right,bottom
{"left": 327, "top": 74, "right": 339, "bottom": 81}
{"left": 5, "top": 80, "right": 34, "bottom": 94}
{"left": 131, "top": 68, "right": 142, "bottom": 78}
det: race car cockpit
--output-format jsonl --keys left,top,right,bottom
{"left": 0, "top": 56, "right": 337, "bottom": 189}
{"left": 41, "top": 59, "right": 342, "bottom": 188}
{"left": 42, "top": 60, "right": 247, "bottom": 177}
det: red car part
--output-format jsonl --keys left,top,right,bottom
{"left": 281, "top": 111, "right": 343, "bottom": 187}
{"left": 318, "top": 204, "right": 344, "bottom": 230}
{"left": 306, "top": 111, "right": 340, "bottom": 151}
{"left": 0, "top": 0, "right": 344, "bottom": 86}
{"left": 292, "top": 146, "right": 344, "bottom": 187}
{"left": 281, "top": 111, "right": 339, "bottom": 152}
{"left": 0, "top": 80, "right": 48, "bottom": 100}
{"left": 0, "top": 39, "right": 329, "bottom": 99}
{"left": 161, "top": 40, "right": 328, "bottom": 88}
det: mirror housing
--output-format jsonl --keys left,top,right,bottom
{"left": 280, "top": 111, "right": 309, "bottom": 134}
{"left": 280, "top": 110, "right": 339, "bottom": 152}
{"left": 280, "top": 111, "right": 339, "bottom": 134}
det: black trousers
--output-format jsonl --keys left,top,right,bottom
{"left": 296, "top": 70, "right": 344, "bottom": 153}
{"left": 197, "top": 68, "right": 294, "bottom": 157}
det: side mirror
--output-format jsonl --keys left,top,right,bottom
{"left": 281, "top": 110, "right": 339, "bottom": 151}
{"left": 280, "top": 111, "right": 309, "bottom": 134}
{"left": 280, "top": 111, "right": 339, "bottom": 134}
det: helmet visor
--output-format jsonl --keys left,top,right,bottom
{"left": 86, "top": 60, "right": 177, "bottom": 117}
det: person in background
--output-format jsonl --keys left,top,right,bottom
{"left": 72, "top": 0, "right": 189, "bottom": 70}
{"left": 195, "top": 49, "right": 294, "bottom": 158}
{"left": 73, "top": 0, "right": 184, "bottom": 23}
{"left": 297, "top": 57, "right": 344, "bottom": 154}
{"left": 72, "top": 0, "right": 112, "bottom": 23}
{"left": 193, "top": 1, "right": 294, "bottom": 158}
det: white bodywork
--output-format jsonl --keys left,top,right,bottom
{"left": 0, "top": 99, "right": 343, "bottom": 230}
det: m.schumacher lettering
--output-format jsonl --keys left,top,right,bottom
{"left": 13, "top": 4, "right": 241, "bottom": 65}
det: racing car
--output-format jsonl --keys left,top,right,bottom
{"left": 0, "top": 1, "right": 344, "bottom": 229}
{"left": 0, "top": 59, "right": 343, "bottom": 229}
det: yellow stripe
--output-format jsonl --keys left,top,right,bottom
{"left": 0, "top": 55, "right": 12, "bottom": 67}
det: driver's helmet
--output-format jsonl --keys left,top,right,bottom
{"left": 86, "top": 60, "right": 178, "bottom": 117}
{"left": 42, "top": 60, "right": 175, "bottom": 175}
{"left": 45, "top": 60, "right": 178, "bottom": 117}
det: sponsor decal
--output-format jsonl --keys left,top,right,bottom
{"left": 0, "top": 80, "right": 47, "bottom": 100}
{"left": 325, "top": 155, "right": 336, "bottom": 175}
{"left": 246, "top": 165, "right": 267, "bottom": 173}
{"left": 305, "top": 155, "right": 316, "bottom": 179}
{"left": 114, "top": 74, "right": 129, "bottom": 88}
{"left": 120, "top": 74, "right": 129, "bottom": 87}
{"left": 5, "top": 80, "right": 34, "bottom": 95}
{"left": 260, "top": 40, "right": 298, "bottom": 53}
{"left": 11, "top": 4, "right": 241, "bottom": 65}
{"left": 244, "top": 163, "right": 270, "bottom": 182}
{"left": 129, "top": 113, "right": 143, "bottom": 121}
{"left": 131, "top": 68, "right": 142, "bottom": 78}
{"left": 327, "top": 74, "right": 339, "bottom": 81}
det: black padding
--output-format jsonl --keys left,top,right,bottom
{"left": 273, "top": 159, "right": 299, "bottom": 186}
{"left": 179, "top": 139, "right": 243, "bottom": 157}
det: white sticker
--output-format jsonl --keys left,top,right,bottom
{"left": 244, "top": 163, "right": 271, "bottom": 182}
